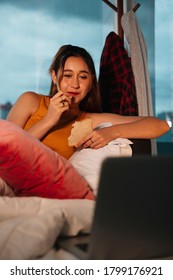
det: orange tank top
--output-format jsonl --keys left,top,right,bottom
{"left": 24, "top": 94, "right": 86, "bottom": 159}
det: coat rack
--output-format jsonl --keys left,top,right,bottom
{"left": 102, "top": 0, "right": 141, "bottom": 40}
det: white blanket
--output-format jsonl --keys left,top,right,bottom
{"left": 0, "top": 196, "right": 95, "bottom": 260}
{"left": 69, "top": 143, "right": 132, "bottom": 195}
{"left": 0, "top": 123, "right": 132, "bottom": 260}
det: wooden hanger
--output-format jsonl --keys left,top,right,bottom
{"left": 102, "top": 0, "right": 117, "bottom": 12}
{"left": 102, "top": 0, "right": 141, "bottom": 39}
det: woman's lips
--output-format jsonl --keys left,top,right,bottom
{"left": 68, "top": 92, "right": 79, "bottom": 97}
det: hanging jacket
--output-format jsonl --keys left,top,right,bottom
{"left": 99, "top": 31, "right": 138, "bottom": 115}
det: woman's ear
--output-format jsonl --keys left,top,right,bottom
{"left": 51, "top": 70, "right": 57, "bottom": 85}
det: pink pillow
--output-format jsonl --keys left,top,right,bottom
{"left": 0, "top": 120, "right": 94, "bottom": 200}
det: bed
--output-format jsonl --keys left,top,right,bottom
{"left": 0, "top": 196, "right": 95, "bottom": 260}
{"left": 1, "top": 119, "right": 141, "bottom": 260}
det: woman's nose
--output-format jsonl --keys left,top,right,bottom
{"left": 71, "top": 77, "right": 80, "bottom": 88}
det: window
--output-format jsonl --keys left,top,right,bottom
{"left": 0, "top": 0, "right": 114, "bottom": 115}
{"left": 155, "top": 0, "right": 173, "bottom": 142}
{"left": 136, "top": 0, "right": 173, "bottom": 144}
{"left": 1, "top": 0, "right": 172, "bottom": 147}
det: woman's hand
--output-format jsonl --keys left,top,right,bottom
{"left": 44, "top": 91, "right": 72, "bottom": 126}
{"left": 75, "top": 126, "right": 115, "bottom": 149}
{"left": 76, "top": 116, "right": 171, "bottom": 149}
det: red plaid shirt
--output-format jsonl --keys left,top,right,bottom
{"left": 99, "top": 32, "right": 138, "bottom": 116}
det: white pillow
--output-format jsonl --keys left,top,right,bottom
{"left": 69, "top": 123, "right": 132, "bottom": 195}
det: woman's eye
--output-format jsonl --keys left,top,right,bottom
{"left": 63, "top": 74, "right": 72, "bottom": 78}
{"left": 80, "top": 75, "right": 87, "bottom": 79}
{"left": 63, "top": 73, "right": 88, "bottom": 79}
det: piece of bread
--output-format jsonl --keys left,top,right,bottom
{"left": 68, "top": 118, "right": 93, "bottom": 146}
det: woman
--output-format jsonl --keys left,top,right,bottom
{"left": 7, "top": 45, "right": 170, "bottom": 159}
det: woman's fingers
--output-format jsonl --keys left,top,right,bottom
{"left": 76, "top": 128, "right": 114, "bottom": 149}
{"left": 51, "top": 92, "right": 72, "bottom": 111}
{"left": 51, "top": 91, "right": 71, "bottom": 109}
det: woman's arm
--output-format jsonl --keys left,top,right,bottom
{"left": 7, "top": 91, "right": 56, "bottom": 140}
{"left": 7, "top": 91, "right": 72, "bottom": 140}
{"left": 77, "top": 113, "right": 171, "bottom": 149}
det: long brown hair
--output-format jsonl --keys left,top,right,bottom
{"left": 48, "top": 45, "right": 102, "bottom": 113}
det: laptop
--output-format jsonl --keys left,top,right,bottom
{"left": 55, "top": 156, "right": 173, "bottom": 260}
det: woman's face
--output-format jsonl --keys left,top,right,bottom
{"left": 52, "top": 56, "right": 94, "bottom": 106}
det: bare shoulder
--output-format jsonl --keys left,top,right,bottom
{"left": 16, "top": 91, "right": 41, "bottom": 105}
{"left": 6, "top": 91, "right": 42, "bottom": 126}
{"left": 11, "top": 91, "right": 42, "bottom": 113}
